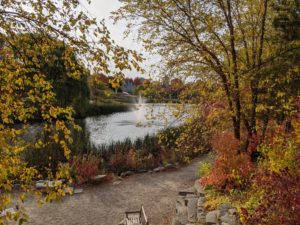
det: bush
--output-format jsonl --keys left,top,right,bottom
{"left": 70, "top": 155, "right": 100, "bottom": 184}
{"left": 201, "top": 132, "right": 255, "bottom": 192}
{"left": 158, "top": 115, "right": 211, "bottom": 163}
{"left": 258, "top": 128, "right": 299, "bottom": 174}
{"left": 241, "top": 125, "right": 300, "bottom": 225}
{"left": 107, "top": 151, "right": 127, "bottom": 173}
{"left": 196, "top": 162, "right": 212, "bottom": 178}
{"left": 125, "top": 149, "right": 139, "bottom": 169}
{"left": 242, "top": 168, "right": 300, "bottom": 225}
{"left": 175, "top": 116, "right": 211, "bottom": 160}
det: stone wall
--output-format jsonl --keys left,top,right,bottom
{"left": 172, "top": 181, "right": 240, "bottom": 225}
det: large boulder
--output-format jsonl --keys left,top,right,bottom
{"left": 219, "top": 213, "right": 237, "bottom": 225}
{"left": 175, "top": 196, "right": 188, "bottom": 224}
{"left": 197, "top": 211, "right": 206, "bottom": 223}
{"left": 194, "top": 180, "right": 205, "bottom": 197}
{"left": 217, "top": 204, "right": 239, "bottom": 225}
{"left": 218, "top": 203, "right": 232, "bottom": 216}
{"left": 206, "top": 210, "right": 219, "bottom": 225}
{"left": 186, "top": 194, "right": 198, "bottom": 222}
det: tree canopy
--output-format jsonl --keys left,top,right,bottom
{"left": 114, "top": 0, "right": 300, "bottom": 141}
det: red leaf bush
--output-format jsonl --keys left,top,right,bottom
{"left": 201, "top": 132, "right": 255, "bottom": 192}
{"left": 108, "top": 149, "right": 143, "bottom": 173}
{"left": 70, "top": 155, "right": 100, "bottom": 184}
{"left": 108, "top": 151, "right": 128, "bottom": 173}
{"left": 242, "top": 168, "right": 300, "bottom": 225}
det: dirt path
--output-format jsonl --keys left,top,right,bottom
{"left": 25, "top": 156, "right": 207, "bottom": 225}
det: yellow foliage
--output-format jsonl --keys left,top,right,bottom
{"left": 258, "top": 125, "right": 300, "bottom": 174}
{"left": 0, "top": 0, "right": 142, "bottom": 224}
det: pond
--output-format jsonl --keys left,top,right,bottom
{"left": 24, "top": 101, "right": 185, "bottom": 150}
{"left": 85, "top": 103, "right": 180, "bottom": 147}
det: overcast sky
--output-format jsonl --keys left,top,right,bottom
{"left": 80, "top": 0, "right": 156, "bottom": 78}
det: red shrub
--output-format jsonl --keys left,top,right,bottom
{"left": 211, "top": 131, "right": 240, "bottom": 156}
{"left": 108, "top": 152, "right": 127, "bottom": 173}
{"left": 108, "top": 149, "right": 140, "bottom": 173}
{"left": 70, "top": 155, "right": 100, "bottom": 184}
{"left": 242, "top": 169, "right": 300, "bottom": 225}
{"left": 201, "top": 153, "right": 255, "bottom": 192}
{"left": 201, "top": 132, "right": 255, "bottom": 192}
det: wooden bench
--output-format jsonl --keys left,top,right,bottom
{"left": 121, "top": 206, "right": 148, "bottom": 225}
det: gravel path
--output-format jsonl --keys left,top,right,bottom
{"left": 25, "top": 156, "right": 207, "bottom": 225}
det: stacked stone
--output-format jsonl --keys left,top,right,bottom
{"left": 206, "top": 203, "right": 239, "bottom": 225}
{"left": 172, "top": 181, "right": 206, "bottom": 225}
{"left": 172, "top": 181, "right": 240, "bottom": 225}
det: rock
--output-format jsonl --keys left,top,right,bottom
{"left": 0, "top": 208, "right": 16, "bottom": 218}
{"left": 220, "top": 213, "right": 237, "bottom": 225}
{"left": 164, "top": 163, "right": 173, "bottom": 169}
{"left": 113, "top": 181, "right": 122, "bottom": 185}
{"left": 175, "top": 196, "right": 188, "bottom": 224}
{"left": 36, "top": 180, "right": 62, "bottom": 189}
{"left": 206, "top": 210, "right": 219, "bottom": 224}
{"left": 137, "top": 169, "right": 147, "bottom": 173}
{"left": 35, "top": 181, "right": 45, "bottom": 189}
{"left": 218, "top": 203, "right": 233, "bottom": 217}
{"left": 171, "top": 218, "right": 182, "bottom": 225}
{"left": 153, "top": 166, "right": 165, "bottom": 172}
{"left": 120, "top": 171, "right": 134, "bottom": 177}
{"left": 228, "top": 208, "right": 238, "bottom": 215}
{"left": 187, "top": 195, "right": 198, "bottom": 222}
{"left": 117, "top": 176, "right": 123, "bottom": 181}
{"left": 197, "top": 196, "right": 206, "bottom": 207}
{"left": 73, "top": 188, "right": 84, "bottom": 194}
{"left": 118, "top": 219, "right": 127, "bottom": 225}
{"left": 197, "top": 211, "right": 206, "bottom": 223}
{"left": 194, "top": 180, "right": 205, "bottom": 197}
{"left": 218, "top": 203, "right": 232, "bottom": 211}
{"left": 179, "top": 187, "right": 196, "bottom": 196}
{"left": 91, "top": 174, "right": 107, "bottom": 182}
{"left": 63, "top": 186, "right": 74, "bottom": 195}
{"left": 186, "top": 193, "right": 197, "bottom": 198}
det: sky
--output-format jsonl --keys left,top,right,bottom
{"left": 80, "top": 0, "right": 156, "bottom": 78}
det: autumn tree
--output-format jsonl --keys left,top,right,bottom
{"left": 170, "top": 78, "right": 184, "bottom": 99}
{"left": 114, "top": 0, "right": 300, "bottom": 142}
{"left": 7, "top": 33, "right": 91, "bottom": 118}
{"left": 0, "top": 0, "right": 142, "bottom": 223}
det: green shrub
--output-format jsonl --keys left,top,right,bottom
{"left": 196, "top": 162, "right": 212, "bottom": 178}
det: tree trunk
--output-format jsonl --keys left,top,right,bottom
{"left": 233, "top": 117, "right": 241, "bottom": 140}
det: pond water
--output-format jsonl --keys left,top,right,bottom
{"left": 85, "top": 103, "right": 180, "bottom": 147}
{"left": 24, "top": 100, "right": 184, "bottom": 149}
